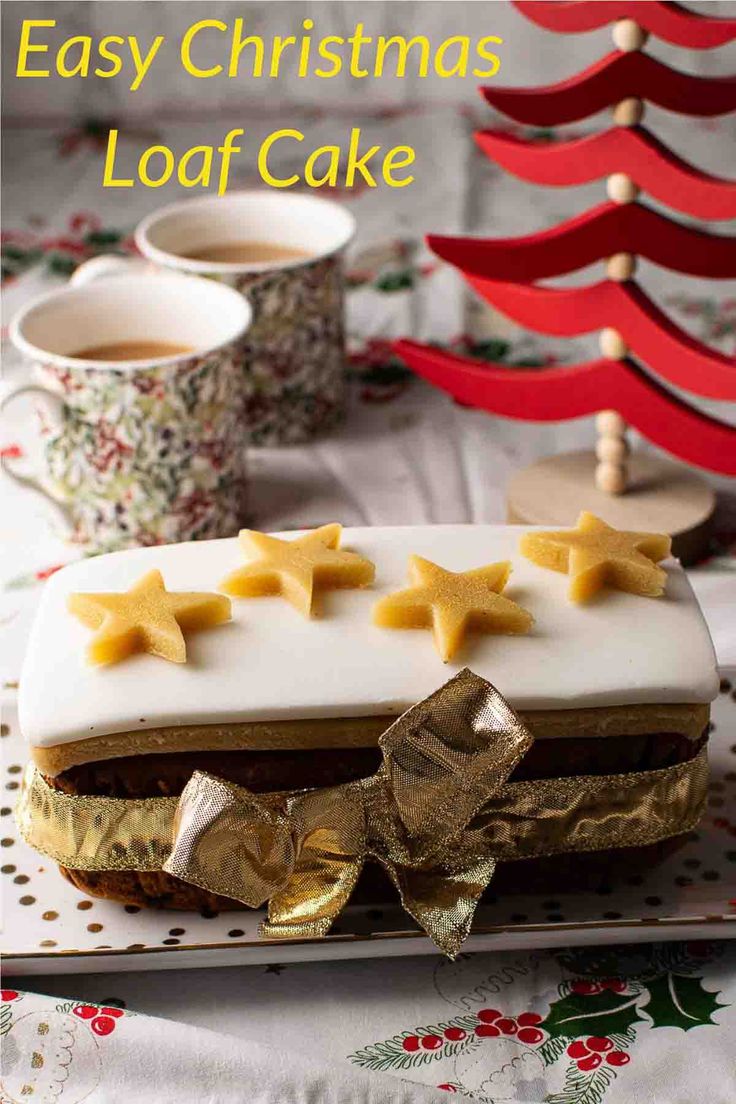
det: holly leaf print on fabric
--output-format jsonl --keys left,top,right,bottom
{"left": 541, "top": 989, "right": 644, "bottom": 1040}
{"left": 642, "top": 973, "right": 726, "bottom": 1031}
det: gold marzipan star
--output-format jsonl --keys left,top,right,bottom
{"left": 220, "top": 523, "right": 375, "bottom": 617}
{"left": 373, "top": 555, "right": 533, "bottom": 662}
{"left": 520, "top": 511, "right": 672, "bottom": 603}
{"left": 68, "top": 569, "right": 231, "bottom": 666}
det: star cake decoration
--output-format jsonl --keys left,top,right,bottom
{"left": 220, "top": 523, "right": 375, "bottom": 617}
{"left": 68, "top": 569, "right": 231, "bottom": 666}
{"left": 520, "top": 510, "right": 672, "bottom": 603}
{"left": 373, "top": 555, "right": 533, "bottom": 662}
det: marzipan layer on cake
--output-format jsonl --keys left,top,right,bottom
{"left": 33, "top": 701, "right": 710, "bottom": 777}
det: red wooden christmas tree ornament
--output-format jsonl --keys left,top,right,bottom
{"left": 460, "top": 276, "right": 736, "bottom": 400}
{"left": 395, "top": 339, "right": 736, "bottom": 475}
{"left": 474, "top": 128, "right": 736, "bottom": 220}
{"left": 429, "top": 203, "right": 736, "bottom": 280}
{"left": 479, "top": 51, "right": 736, "bottom": 124}
{"left": 396, "top": 2, "right": 736, "bottom": 561}
{"left": 514, "top": 2, "right": 736, "bottom": 48}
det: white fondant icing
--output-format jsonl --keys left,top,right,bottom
{"left": 19, "top": 526, "right": 718, "bottom": 749}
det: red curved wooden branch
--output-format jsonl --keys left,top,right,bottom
{"left": 393, "top": 340, "right": 736, "bottom": 476}
{"left": 428, "top": 202, "right": 736, "bottom": 280}
{"left": 513, "top": 1, "right": 736, "bottom": 49}
{"left": 475, "top": 127, "right": 736, "bottom": 221}
{"left": 480, "top": 51, "right": 736, "bottom": 124}
{"left": 463, "top": 275, "right": 736, "bottom": 401}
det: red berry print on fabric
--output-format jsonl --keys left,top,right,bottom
{"left": 402, "top": 1035, "right": 420, "bottom": 1052}
{"left": 570, "top": 980, "right": 601, "bottom": 995}
{"left": 496, "top": 1017, "right": 518, "bottom": 1035}
{"left": 586, "top": 1036, "right": 614, "bottom": 1052}
{"left": 91, "top": 1015, "right": 116, "bottom": 1036}
{"left": 607, "top": 1051, "right": 631, "bottom": 1067}
{"left": 601, "top": 978, "right": 626, "bottom": 993}
{"left": 475, "top": 1024, "right": 500, "bottom": 1038}
{"left": 474, "top": 1010, "right": 547, "bottom": 1044}
{"left": 517, "top": 1027, "right": 544, "bottom": 1044}
{"left": 1, "top": 991, "right": 19, "bottom": 1002}
{"left": 421, "top": 1035, "right": 443, "bottom": 1051}
{"left": 69, "top": 1002, "right": 124, "bottom": 1036}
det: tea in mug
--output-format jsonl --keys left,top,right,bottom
{"left": 181, "top": 242, "right": 312, "bottom": 264}
{"left": 71, "top": 341, "right": 194, "bottom": 362}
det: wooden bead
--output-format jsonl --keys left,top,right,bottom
{"left": 599, "top": 328, "right": 628, "bottom": 360}
{"left": 613, "top": 98, "right": 645, "bottom": 127}
{"left": 596, "top": 436, "right": 629, "bottom": 463}
{"left": 607, "top": 173, "right": 639, "bottom": 205}
{"left": 596, "top": 409, "right": 627, "bottom": 436}
{"left": 606, "top": 253, "right": 637, "bottom": 282}
{"left": 595, "top": 461, "right": 628, "bottom": 496}
{"left": 612, "top": 19, "right": 649, "bottom": 52}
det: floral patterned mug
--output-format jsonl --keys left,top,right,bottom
{"left": 4, "top": 270, "right": 252, "bottom": 552}
{"left": 134, "top": 191, "right": 356, "bottom": 445}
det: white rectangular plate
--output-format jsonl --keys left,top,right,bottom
{"left": 3, "top": 672, "right": 736, "bottom": 976}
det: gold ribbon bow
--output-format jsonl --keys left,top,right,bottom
{"left": 16, "top": 672, "right": 708, "bottom": 955}
{"left": 163, "top": 669, "right": 533, "bottom": 956}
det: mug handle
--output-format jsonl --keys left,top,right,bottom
{"left": 0, "top": 384, "right": 74, "bottom": 535}
{"left": 70, "top": 254, "right": 152, "bottom": 287}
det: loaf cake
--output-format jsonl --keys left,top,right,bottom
{"left": 18, "top": 522, "right": 718, "bottom": 912}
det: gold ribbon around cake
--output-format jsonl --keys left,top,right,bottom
{"left": 16, "top": 669, "right": 709, "bottom": 956}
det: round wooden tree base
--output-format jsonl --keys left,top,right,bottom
{"left": 507, "top": 450, "right": 716, "bottom": 566}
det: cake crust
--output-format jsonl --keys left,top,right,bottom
{"left": 49, "top": 726, "right": 707, "bottom": 799}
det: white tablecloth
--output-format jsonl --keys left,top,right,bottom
{"left": 4, "top": 942, "right": 736, "bottom": 1103}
